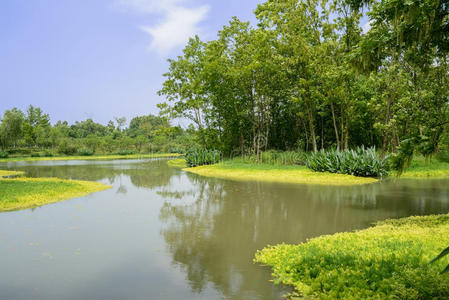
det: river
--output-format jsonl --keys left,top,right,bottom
{"left": 1, "top": 159, "right": 448, "bottom": 299}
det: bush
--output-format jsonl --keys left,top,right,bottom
{"left": 6, "top": 148, "right": 31, "bottom": 155}
{"left": 58, "top": 140, "right": 77, "bottom": 155}
{"left": 117, "top": 150, "right": 137, "bottom": 156}
{"left": 42, "top": 151, "right": 54, "bottom": 157}
{"left": 167, "top": 147, "right": 185, "bottom": 154}
{"left": 30, "top": 152, "right": 41, "bottom": 157}
{"left": 255, "top": 214, "right": 449, "bottom": 299}
{"left": 306, "top": 147, "right": 389, "bottom": 178}
{"left": 238, "top": 150, "right": 306, "bottom": 165}
{"left": 77, "top": 148, "right": 94, "bottom": 156}
{"left": 185, "top": 148, "right": 221, "bottom": 167}
{"left": 0, "top": 151, "right": 8, "bottom": 158}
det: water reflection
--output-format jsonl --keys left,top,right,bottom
{"left": 0, "top": 159, "right": 448, "bottom": 300}
{"left": 157, "top": 173, "right": 449, "bottom": 299}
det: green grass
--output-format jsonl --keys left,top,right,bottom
{"left": 255, "top": 214, "right": 449, "bottom": 299}
{"left": 398, "top": 156, "right": 449, "bottom": 178}
{"left": 183, "top": 159, "right": 378, "bottom": 186}
{"left": 0, "top": 177, "right": 111, "bottom": 212}
{"left": 167, "top": 158, "right": 187, "bottom": 168}
{"left": 0, "top": 153, "right": 180, "bottom": 162}
{"left": 0, "top": 170, "right": 24, "bottom": 178}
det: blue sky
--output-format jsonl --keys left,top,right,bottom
{"left": 0, "top": 0, "right": 263, "bottom": 125}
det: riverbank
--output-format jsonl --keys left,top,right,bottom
{"left": 0, "top": 177, "right": 111, "bottom": 212}
{"left": 0, "top": 170, "right": 24, "bottom": 178}
{"left": 0, "top": 153, "right": 180, "bottom": 162}
{"left": 255, "top": 213, "right": 449, "bottom": 298}
{"left": 167, "top": 158, "right": 188, "bottom": 168}
{"left": 182, "top": 160, "right": 378, "bottom": 186}
{"left": 399, "top": 157, "right": 449, "bottom": 178}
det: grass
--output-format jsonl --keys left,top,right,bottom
{"left": 183, "top": 160, "right": 378, "bottom": 186}
{"left": 398, "top": 156, "right": 449, "bottom": 178}
{"left": 0, "top": 177, "right": 111, "bottom": 212}
{"left": 0, "top": 170, "right": 24, "bottom": 178}
{"left": 0, "top": 153, "right": 180, "bottom": 162}
{"left": 255, "top": 213, "right": 449, "bottom": 299}
{"left": 167, "top": 158, "right": 187, "bottom": 168}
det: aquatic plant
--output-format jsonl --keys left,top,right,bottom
{"left": 0, "top": 177, "right": 111, "bottom": 211}
{"left": 306, "top": 147, "right": 389, "bottom": 178}
{"left": 255, "top": 214, "right": 449, "bottom": 299}
{"left": 185, "top": 148, "right": 221, "bottom": 167}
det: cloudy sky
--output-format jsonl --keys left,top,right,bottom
{"left": 0, "top": 0, "right": 262, "bottom": 125}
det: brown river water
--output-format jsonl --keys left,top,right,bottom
{"left": 1, "top": 159, "right": 448, "bottom": 300}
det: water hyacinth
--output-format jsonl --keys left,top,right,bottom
{"left": 306, "top": 146, "right": 389, "bottom": 178}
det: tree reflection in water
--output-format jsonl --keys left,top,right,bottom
{"left": 3, "top": 159, "right": 449, "bottom": 299}
{"left": 158, "top": 174, "right": 449, "bottom": 299}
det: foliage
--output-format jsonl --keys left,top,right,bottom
{"left": 255, "top": 214, "right": 449, "bottom": 299}
{"left": 117, "top": 149, "right": 137, "bottom": 156}
{"left": 390, "top": 139, "right": 416, "bottom": 176}
{"left": 306, "top": 147, "right": 389, "bottom": 178}
{"left": 395, "top": 156, "right": 449, "bottom": 178}
{"left": 0, "top": 151, "right": 8, "bottom": 158}
{"left": 0, "top": 105, "right": 194, "bottom": 157}
{"left": 57, "top": 139, "right": 77, "bottom": 155}
{"left": 77, "top": 148, "right": 94, "bottom": 156}
{"left": 167, "top": 159, "right": 187, "bottom": 168}
{"left": 184, "top": 160, "right": 377, "bottom": 186}
{"left": 0, "top": 170, "right": 24, "bottom": 178}
{"left": 430, "top": 246, "right": 449, "bottom": 274}
{"left": 185, "top": 148, "right": 222, "bottom": 167}
{"left": 0, "top": 153, "right": 179, "bottom": 162}
{"left": 0, "top": 177, "right": 111, "bottom": 211}
{"left": 157, "top": 0, "right": 448, "bottom": 158}
{"left": 233, "top": 151, "right": 306, "bottom": 166}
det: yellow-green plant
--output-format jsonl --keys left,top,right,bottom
{"left": 255, "top": 214, "right": 449, "bottom": 298}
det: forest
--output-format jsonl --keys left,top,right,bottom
{"left": 158, "top": 0, "right": 449, "bottom": 160}
{"left": 0, "top": 105, "right": 194, "bottom": 157}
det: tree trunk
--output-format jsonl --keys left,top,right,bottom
{"left": 331, "top": 102, "right": 340, "bottom": 150}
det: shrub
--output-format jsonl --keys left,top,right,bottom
{"left": 42, "top": 151, "right": 54, "bottom": 157}
{"left": 30, "top": 152, "right": 41, "bottom": 157}
{"left": 255, "top": 214, "right": 449, "bottom": 299}
{"left": 185, "top": 148, "right": 221, "bottom": 167}
{"left": 58, "top": 140, "right": 77, "bottom": 155}
{"left": 306, "top": 147, "right": 389, "bottom": 178}
{"left": 6, "top": 148, "right": 31, "bottom": 155}
{"left": 77, "top": 148, "right": 94, "bottom": 156}
{"left": 0, "top": 151, "right": 8, "bottom": 158}
{"left": 167, "top": 147, "right": 185, "bottom": 154}
{"left": 117, "top": 150, "right": 137, "bottom": 156}
{"left": 237, "top": 150, "right": 306, "bottom": 165}
{"left": 390, "top": 139, "right": 415, "bottom": 176}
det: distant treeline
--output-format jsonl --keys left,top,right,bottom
{"left": 158, "top": 0, "right": 449, "bottom": 157}
{"left": 0, "top": 105, "right": 197, "bottom": 156}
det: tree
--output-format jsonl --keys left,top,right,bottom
{"left": 0, "top": 108, "right": 24, "bottom": 148}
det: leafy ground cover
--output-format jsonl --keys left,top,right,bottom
{"left": 398, "top": 156, "right": 449, "bottom": 178}
{"left": 0, "top": 170, "right": 24, "bottom": 178}
{"left": 183, "top": 160, "right": 378, "bottom": 186}
{"left": 254, "top": 214, "right": 449, "bottom": 299}
{"left": 167, "top": 158, "right": 188, "bottom": 168}
{"left": 0, "top": 177, "right": 111, "bottom": 211}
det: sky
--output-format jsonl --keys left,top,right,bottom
{"left": 0, "top": 0, "right": 263, "bottom": 126}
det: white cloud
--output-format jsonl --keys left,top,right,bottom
{"left": 116, "top": 0, "right": 209, "bottom": 55}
